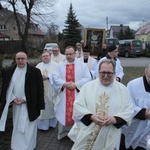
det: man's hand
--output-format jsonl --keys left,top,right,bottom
{"left": 145, "top": 108, "right": 150, "bottom": 119}
{"left": 63, "top": 82, "right": 76, "bottom": 90}
{"left": 91, "top": 114, "right": 106, "bottom": 125}
{"left": 42, "top": 75, "right": 48, "bottom": 80}
{"left": 91, "top": 114, "right": 116, "bottom": 126}
{"left": 14, "top": 98, "right": 26, "bottom": 105}
{"left": 103, "top": 116, "right": 116, "bottom": 126}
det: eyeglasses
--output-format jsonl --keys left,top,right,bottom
{"left": 99, "top": 71, "right": 114, "bottom": 77}
{"left": 42, "top": 55, "right": 50, "bottom": 57}
{"left": 65, "top": 53, "right": 75, "bottom": 56}
{"left": 16, "top": 57, "right": 26, "bottom": 60}
{"left": 113, "top": 50, "right": 119, "bottom": 53}
{"left": 53, "top": 50, "right": 59, "bottom": 52}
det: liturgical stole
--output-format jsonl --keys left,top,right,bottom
{"left": 66, "top": 64, "right": 75, "bottom": 126}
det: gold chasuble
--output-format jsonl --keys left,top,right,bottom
{"left": 66, "top": 64, "right": 75, "bottom": 126}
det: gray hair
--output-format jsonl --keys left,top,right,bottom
{"left": 145, "top": 64, "right": 150, "bottom": 74}
{"left": 52, "top": 46, "right": 60, "bottom": 51}
{"left": 98, "top": 59, "right": 116, "bottom": 72}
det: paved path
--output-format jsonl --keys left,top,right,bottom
{"left": 119, "top": 56, "right": 150, "bottom": 67}
{"left": 36, "top": 127, "right": 73, "bottom": 150}
{"left": 3, "top": 56, "right": 150, "bottom": 67}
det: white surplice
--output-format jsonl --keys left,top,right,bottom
{"left": 36, "top": 61, "right": 58, "bottom": 130}
{"left": 122, "top": 77, "right": 150, "bottom": 149}
{"left": 76, "top": 50, "right": 83, "bottom": 58}
{"left": 78, "top": 56, "right": 97, "bottom": 79}
{"left": 68, "top": 79, "right": 134, "bottom": 150}
{"left": 51, "top": 53, "right": 66, "bottom": 63}
{"left": 11, "top": 65, "right": 37, "bottom": 150}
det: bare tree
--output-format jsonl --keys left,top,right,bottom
{"left": 2, "top": 0, "right": 56, "bottom": 53}
{"left": 45, "top": 22, "right": 59, "bottom": 42}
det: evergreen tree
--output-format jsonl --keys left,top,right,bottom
{"left": 124, "top": 27, "right": 135, "bottom": 39}
{"left": 118, "top": 28, "right": 125, "bottom": 40}
{"left": 63, "top": 3, "right": 82, "bottom": 48}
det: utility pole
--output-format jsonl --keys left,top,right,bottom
{"left": 106, "top": 16, "right": 108, "bottom": 30}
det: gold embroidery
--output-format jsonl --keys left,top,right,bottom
{"left": 85, "top": 92, "right": 109, "bottom": 150}
{"left": 96, "top": 92, "right": 109, "bottom": 116}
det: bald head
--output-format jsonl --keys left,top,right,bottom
{"left": 15, "top": 51, "right": 27, "bottom": 68}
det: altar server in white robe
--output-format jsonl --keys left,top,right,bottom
{"left": 52, "top": 46, "right": 91, "bottom": 140}
{"left": 36, "top": 50, "right": 58, "bottom": 130}
{"left": 97, "top": 45, "right": 124, "bottom": 82}
{"left": 68, "top": 59, "right": 134, "bottom": 150}
{"left": 51, "top": 46, "right": 65, "bottom": 63}
{"left": 75, "top": 42, "right": 83, "bottom": 58}
{"left": 0, "top": 52, "right": 45, "bottom": 150}
{"left": 78, "top": 46, "right": 97, "bottom": 80}
{"left": 122, "top": 64, "right": 150, "bottom": 150}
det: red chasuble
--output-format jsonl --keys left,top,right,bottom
{"left": 66, "top": 64, "right": 75, "bottom": 126}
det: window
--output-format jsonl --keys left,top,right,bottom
{"left": 125, "top": 42, "right": 130, "bottom": 46}
{"left": 133, "top": 41, "right": 142, "bottom": 47}
{"left": 0, "top": 25, "right": 6, "bottom": 30}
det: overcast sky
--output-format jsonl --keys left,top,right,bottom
{"left": 53, "top": 0, "right": 150, "bottom": 31}
{"left": 1, "top": 0, "right": 150, "bottom": 32}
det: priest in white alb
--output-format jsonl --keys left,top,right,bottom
{"left": 52, "top": 46, "right": 91, "bottom": 140}
{"left": 68, "top": 59, "right": 134, "bottom": 150}
{"left": 36, "top": 50, "right": 58, "bottom": 130}
{"left": 51, "top": 46, "right": 65, "bottom": 63}
{"left": 0, "top": 52, "right": 45, "bottom": 150}
{"left": 78, "top": 45, "right": 97, "bottom": 80}
{"left": 122, "top": 63, "right": 150, "bottom": 150}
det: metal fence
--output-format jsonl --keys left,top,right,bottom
{"left": 0, "top": 40, "right": 22, "bottom": 54}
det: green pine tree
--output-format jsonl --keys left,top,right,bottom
{"left": 118, "top": 28, "right": 125, "bottom": 40}
{"left": 63, "top": 3, "right": 82, "bottom": 48}
{"left": 124, "top": 27, "right": 135, "bottom": 39}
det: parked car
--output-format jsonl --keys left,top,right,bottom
{"left": 105, "top": 37, "right": 119, "bottom": 47}
{"left": 118, "top": 39, "right": 143, "bottom": 58}
{"left": 44, "top": 43, "right": 58, "bottom": 54}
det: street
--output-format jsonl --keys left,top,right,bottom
{"left": 118, "top": 56, "right": 150, "bottom": 67}
{"left": 2, "top": 56, "right": 150, "bottom": 68}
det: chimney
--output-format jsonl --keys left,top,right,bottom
{"left": 120, "top": 24, "right": 123, "bottom": 27}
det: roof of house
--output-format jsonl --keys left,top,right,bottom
{"left": 0, "top": 7, "right": 45, "bottom": 36}
{"left": 20, "top": 15, "right": 45, "bottom": 36}
{"left": 0, "top": 33, "right": 10, "bottom": 38}
{"left": 110, "top": 25, "right": 129, "bottom": 32}
{"left": 136, "top": 22, "right": 150, "bottom": 35}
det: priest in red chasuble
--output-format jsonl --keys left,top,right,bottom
{"left": 52, "top": 46, "right": 91, "bottom": 140}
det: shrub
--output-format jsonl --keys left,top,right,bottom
{"left": 143, "top": 49, "right": 150, "bottom": 57}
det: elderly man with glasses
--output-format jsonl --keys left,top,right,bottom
{"left": 51, "top": 46, "right": 65, "bottom": 63}
{"left": 0, "top": 51, "right": 45, "bottom": 150}
{"left": 68, "top": 59, "right": 134, "bottom": 150}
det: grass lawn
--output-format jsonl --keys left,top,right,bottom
{"left": 0, "top": 67, "right": 145, "bottom": 149}
{"left": 122, "top": 67, "right": 144, "bottom": 85}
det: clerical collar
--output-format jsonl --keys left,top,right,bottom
{"left": 84, "top": 58, "right": 88, "bottom": 63}
{"left": 143, "top": 75, "right": 150, "bottom": 92}
{"left": 106, "top": 54, "right": 117, "bottom": 61}
{"left": 99, "top": 80, "right": 114, "bottom": 87}
{"left": 43, "top": 62, "right": 51, "bottom": 66}
{"left": 17, "top": 63, "right": 27, "bottom": 70}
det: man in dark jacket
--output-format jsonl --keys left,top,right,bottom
{"left": 97, "top": 43, "right": 108, "bottom": 60}
{"left": 0, "top": 51, "right": 45, "bottom": 150}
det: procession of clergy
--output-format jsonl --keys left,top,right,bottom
{"left": 0, "top": 41, "right": 149, "bottom": 150}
